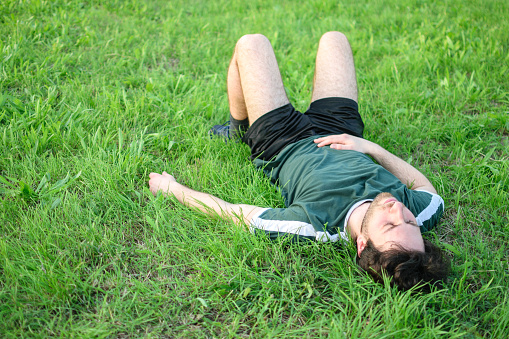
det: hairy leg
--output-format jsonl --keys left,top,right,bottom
{"left": 227, "top": 34, "right": 289, "bottom": 125}
{"left": 311, "top": 31, "right": 358, "bottom": 103}
{"left": 226, "top": 49, "right": 248, "bottom": 121}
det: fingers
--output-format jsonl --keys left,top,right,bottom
{"left": 314, "top": 136, "right": 333, "bottom": 144}
{"left": 316, "top": 140, "right": 331, "bottom": 147}
{"left": 314, "top": 134, "right": 348, "bottom": 147}
{"left": 149, "top": 177, "right": 168, "bottom": 195}
{"left": 149, "top": 171, "right": 172, "bottom": 178}
{"left": 149, "top": 173, "right": 164, "bottom": 197}
{"left": 314, "top": 134, "right": 346, "bottom": 143}
{"left": 313, "top": 136, "right": 333, "bottom": 147}
{"left": 148, "top": 178, "right": 159, "bottom": 196}
{"left": 148, "top": 171, "right": 177, "bottom": 197}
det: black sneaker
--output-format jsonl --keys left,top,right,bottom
{"left": 209, "top": 121, "right": 236, "bottom": 142}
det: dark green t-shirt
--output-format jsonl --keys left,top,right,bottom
{"left": 249, "top": 136, "right": 444, "bottom": 243}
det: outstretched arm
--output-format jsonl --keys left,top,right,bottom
{"left": 148, "top": 172, "right": 265, "bottom": 225}
{"left": 314, "top": 134, "right": 437, "bottom": 194}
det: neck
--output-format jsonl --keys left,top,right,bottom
{"left": 346, "top": 201, "right": 371, "bottom": 240}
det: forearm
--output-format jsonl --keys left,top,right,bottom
{"left": 366, "top": 142, "right": 437, "bottom": 194}
{"left": 160, "top": 180, "right": 262, "bottom": 224}
{"left": 169, "top": 182, "right": 232, "bottom": 216}
{"left": 314, "top": 135, "right": 438, "bottom": 193}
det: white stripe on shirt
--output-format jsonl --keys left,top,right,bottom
{"left": 250, "top": 208, "right": 347, "bottom": 242}
{"left": 415, "top": 190, "right": 444, "bottom": 226}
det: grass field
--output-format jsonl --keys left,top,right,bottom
{"left": 1, "top": 0, "right": 508, "bottom": 337}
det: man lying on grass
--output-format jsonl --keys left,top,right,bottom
{"left": 149, "top": 32, "right": 450, "bottom": 291}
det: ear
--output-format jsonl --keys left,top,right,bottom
{"left": 357, "top": 235, "right": 368, "bottom": 257}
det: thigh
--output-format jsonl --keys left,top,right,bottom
{"left": 311, "top": 31, "right": 358, "bottom": 103}
{"left": 234, "top": 34, "right": 290, "bottom": 125}
{"left": 305, "top": 97, "right": 364, "bottom": 138}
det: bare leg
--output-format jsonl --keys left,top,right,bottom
{"left": 226, "top": 51, "right": 248, "bottom": 121}
{"left": 311, "top": 31, "right": 358, "bottom": 103}
{"left": 227, "top": 34, "right": 289, "bottom": 126}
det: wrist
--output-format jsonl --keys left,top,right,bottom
{"left": 162, "top": 180, "right": 181, "bottom": 198}
{"left": 364, "top": 140, "right": 382, "bottom": 157}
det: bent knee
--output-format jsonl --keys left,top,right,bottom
{"left": 320, "top": 31, "right": 349, "bottom": 45}
{"left": 235, "top": 34, "right": 271, "bottom": 52}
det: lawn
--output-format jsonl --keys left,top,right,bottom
{"left": 1, "top": 0, "right": 508, "bottom": 337}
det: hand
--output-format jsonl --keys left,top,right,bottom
{"left": 314, "top": 134, "right": 374, "bottom": 154}
{"left": 149, "top": 171, "right": 177, "bottom": 196}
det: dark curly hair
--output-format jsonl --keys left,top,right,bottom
{"left": 356, "top": 239, "right": 450, "bottom": 292}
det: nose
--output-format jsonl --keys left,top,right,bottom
{"left": 389, "top": 201, "right": 406, "bottom": 223}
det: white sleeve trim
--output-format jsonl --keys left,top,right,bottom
{"left": 415, "top": 192, "right": 444, "bottom": 226}
{"left": 250, "top": 208, "right": 347, "bottom": 243}
{"left": 249, "top": 208, "right": 271, "bottom": 224}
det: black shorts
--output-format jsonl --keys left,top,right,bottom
{"left": 242, "top": 97, "right": 364, "bottom": 161}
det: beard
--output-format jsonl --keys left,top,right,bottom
{"left": 360, "top": 192, "right": 395, "bottom": 234}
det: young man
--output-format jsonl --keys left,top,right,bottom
{"left": 149, "top": 32, "right": 450, "bottom": 291}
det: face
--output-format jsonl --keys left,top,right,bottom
{"left": 358, "top": 192, "right": 424, "bottom": 255}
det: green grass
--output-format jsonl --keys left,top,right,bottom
{"left": 1, "top": 0, "right": 508, "bottom": 337}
